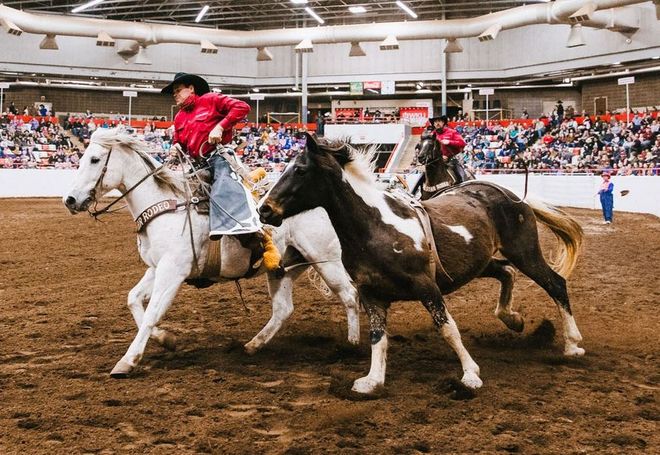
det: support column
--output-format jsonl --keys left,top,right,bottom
{"left": 441, "top": 50, "right": 447, "bottom": 116}
{"left": 301, "top": 52, "right": 309, "bottom": 124}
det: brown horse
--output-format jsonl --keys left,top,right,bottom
{"left": 415, "top": 130, "right": 475, "bottom": 200}
{"left": 259, "top": 134, "right": 584, "bottom": 394}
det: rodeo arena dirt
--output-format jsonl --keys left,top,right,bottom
{"left": 2, "top": 0, "right": 660, "bottom": 454}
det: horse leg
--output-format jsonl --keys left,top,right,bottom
{"left": 421, "top": 292, "right": 482, "bottom": 389}
{"left": 351, "top": 301, "right": 388, "bottom": 394}
{"left": 504, "top": 247, "right": 584, "bottom": 356}
{"left": 312, "top": 262, "right": 361, "bottom": 345}
{"left": 111, "top": 258, "right": 188, "bottom": 378}
{"left": 126, "top": 268, "right": 176, "bottom": 351}
{"left": 244, "top": 267, "right": 305, "bottom": 354}
{"left": 480, "top": 260, "right": 524, "bottom": 333}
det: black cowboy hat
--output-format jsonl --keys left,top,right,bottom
{"left": 161, "top": 72, "right": 210, "bottom": 95}
{"left": 429, "top": 114, "right": 448, "bottom": 124}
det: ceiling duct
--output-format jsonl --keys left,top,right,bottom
{"left": 96, "top": 31, "right": 115, "bottom": 47}
{"left": 200, "top": 39, "right": 218, "bottom": 54}
{"left": 379, "top": 35, "right": 399, "bottom": 50}
{"left": 0, "top": 17, "right": 22, "bottom": 36}
{"left": 294, "top": 39, "right": 313, "bottom": 53}
{"left": 0, "top": 2, "right": 648, "bottom": 49}
{"left": 349, "top": 41, "right": 366, "bottom": 57}
{"left": 566, "top": 24, "right": 586, "bottom": 47}
{"left": 443, "top": 38, "right": 463, "bottom": 53}
{"left": 256, "top": 47, "right": 273, "bottom": 61}
{"left": 569, "top": 3, "right": 597, "bottom": 23}
{"left": 39, "top": 34, "right": 59, "bottom": 50}
{"left": 116, "top": 40, "right": 140, "bottom": 60}
{"left": 478, "top": 24, "right": 502, "bottom": 42}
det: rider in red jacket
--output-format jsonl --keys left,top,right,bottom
{"left": 430, "top": 115, "right": 468, "bottom": 182}
{"left": 162, "top": 72, "right": 280, "bottom": 274}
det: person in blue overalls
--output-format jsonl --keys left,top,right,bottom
{"left": 598, "top": 172, "right": 614, "bottom": 224}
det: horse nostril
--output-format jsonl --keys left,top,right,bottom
{"left": 259, "top": 204, "right": 273, "bottom": 219}
{"left": 65, "top": 196, "right": 76, "bottom": 207}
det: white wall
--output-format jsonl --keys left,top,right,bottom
{"left": 324, "top": 124, "right": 408, "bottom": 144}
{"left": 476, "top": 174, "right": 660, "bottom": 216}
{"left": 2, "top": 170, "right": 658, "bottom": 217}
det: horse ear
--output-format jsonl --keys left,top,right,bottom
{"left": 305, "top": 132, "right": 320, "bottom": 155}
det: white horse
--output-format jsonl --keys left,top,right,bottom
{"left": 64, "top": 127, "right": 359, "bottom": 378}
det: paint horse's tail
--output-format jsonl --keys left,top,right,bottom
{"left": 526, "top": 199, "right": 583, "bottom": 278}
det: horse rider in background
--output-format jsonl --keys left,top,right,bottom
{"left": 161, "top": 72, "right": 281, "bottom": 273}
{"left": 429, "top": 115, "right": 469, "bottom": 184}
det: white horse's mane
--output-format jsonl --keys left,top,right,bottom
{"left": 319, "top": 138, "right": 379, "bottom": 183}
{"left": 90, "top": 127, "right": 186, "bottom": 197}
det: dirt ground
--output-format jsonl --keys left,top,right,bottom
{"left": 0, "top": 198, "right": 658, "bottom": 455}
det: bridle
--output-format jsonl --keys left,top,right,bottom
{"left": 88, "top": 141, "right": 167, "bottom": 219}
{"left": 417, "top": 136, "right": 444, "bottom": 167}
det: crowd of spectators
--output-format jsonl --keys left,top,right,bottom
{"left": 456, "top": 113, "right": 660, "bottom": 175}
{"left": 234, "top": 124, "right": 308, "bottom": 172}
{"left": 0, "top": 114, "right": 82, "bottom": 169}
{"left": 3, "top": 105, "right": 659, "bottom": 176}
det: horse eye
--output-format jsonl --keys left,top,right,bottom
{"left": 90, "top": 157, "right": 101, "bottom": 164}
{"left": 294, "top": 166, "right": 307, "bottom": 175}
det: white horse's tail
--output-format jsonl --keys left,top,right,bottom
{"left": 306, "top": 267, "right": 333, "bottom": 299}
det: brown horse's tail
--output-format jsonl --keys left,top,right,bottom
{"left": 526, "top": 199, "right": 583, "bottom": 278}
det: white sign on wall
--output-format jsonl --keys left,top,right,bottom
{"left": 381, "top": 80, "right": 396, "bottom": 95}
{"left": 0, "top": 83, "right": 9, "bottom": 89}
{"left": 123, "top": 90, "right": 138, "bottom": 97}
{"left": 617, "top": 76, "right": 635, "bottom": 85}
{"left": 478, "top": 88, "right": 494, "bottom": 95}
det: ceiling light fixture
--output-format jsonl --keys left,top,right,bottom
{"left": 195, "top": 5, "right": 210, "bottom": 23}
{"left": 305, "top": 7, "right": 325, "bottom": 24}
{"left": 290, "top": 0, "right": 308, "bottom": 4}
{"left": 396, "top": 1, "right": 418, "bottom": 19}
{"left": 349, "top": 6, "right": 367, "bottom": 14}
{"left": 71, "top": 0, "right": 105, "bottom": 14}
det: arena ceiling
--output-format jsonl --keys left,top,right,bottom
{"left": 3, "top": 0, "right": 553, "bottom": 31}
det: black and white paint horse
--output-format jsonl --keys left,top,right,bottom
{"left": 259, "top": 134, "right": 585, "bottom": 394}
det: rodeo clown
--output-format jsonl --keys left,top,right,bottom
{"left": 161, "top": 72, "right": 281, "bottom": 273}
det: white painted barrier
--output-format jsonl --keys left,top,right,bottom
{"left": 476, "top": 174, "right": 660, "bottom": 217}
{"left": 1, "top": 169, "right": 659, "bottom": 217}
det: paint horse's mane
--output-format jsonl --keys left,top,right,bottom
{"left": 90, "top": 127, "right": 186, "bottom": 197}
{"left": 314, "top": 137, "right": 378, "bottom": 184}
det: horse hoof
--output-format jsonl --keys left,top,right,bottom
{"left": 110, "top": 360, "right": 134, "bottom": 379}
{"left": 351, "top": 377, "right": 381, "bottom": 394}
{"left": 244, "top": 342, "right": 261, "bottom": 355}
{"left": 159, "top": 332, "right": 177, "bottom": 352}
{"left": 461, "top": 372, "right": 483, "bottom": 390}
{"left": 564, "top": 346, "right": 585, "bottom": 356}
{"left": 500, "top": 313, "right": 525, "bottom": 333}
{"left": 347, "top": 335, "right": 360, "bottom": 346}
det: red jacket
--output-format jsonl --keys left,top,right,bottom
{"left": 434, "top": 127, "right": 466, "bottom": 158}
{"left": 173, "top": 93, "right": 250, "bottom": 158}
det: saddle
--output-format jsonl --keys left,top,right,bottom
{"left": 181, "top": 161, "right": 279, "bottom": 287}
